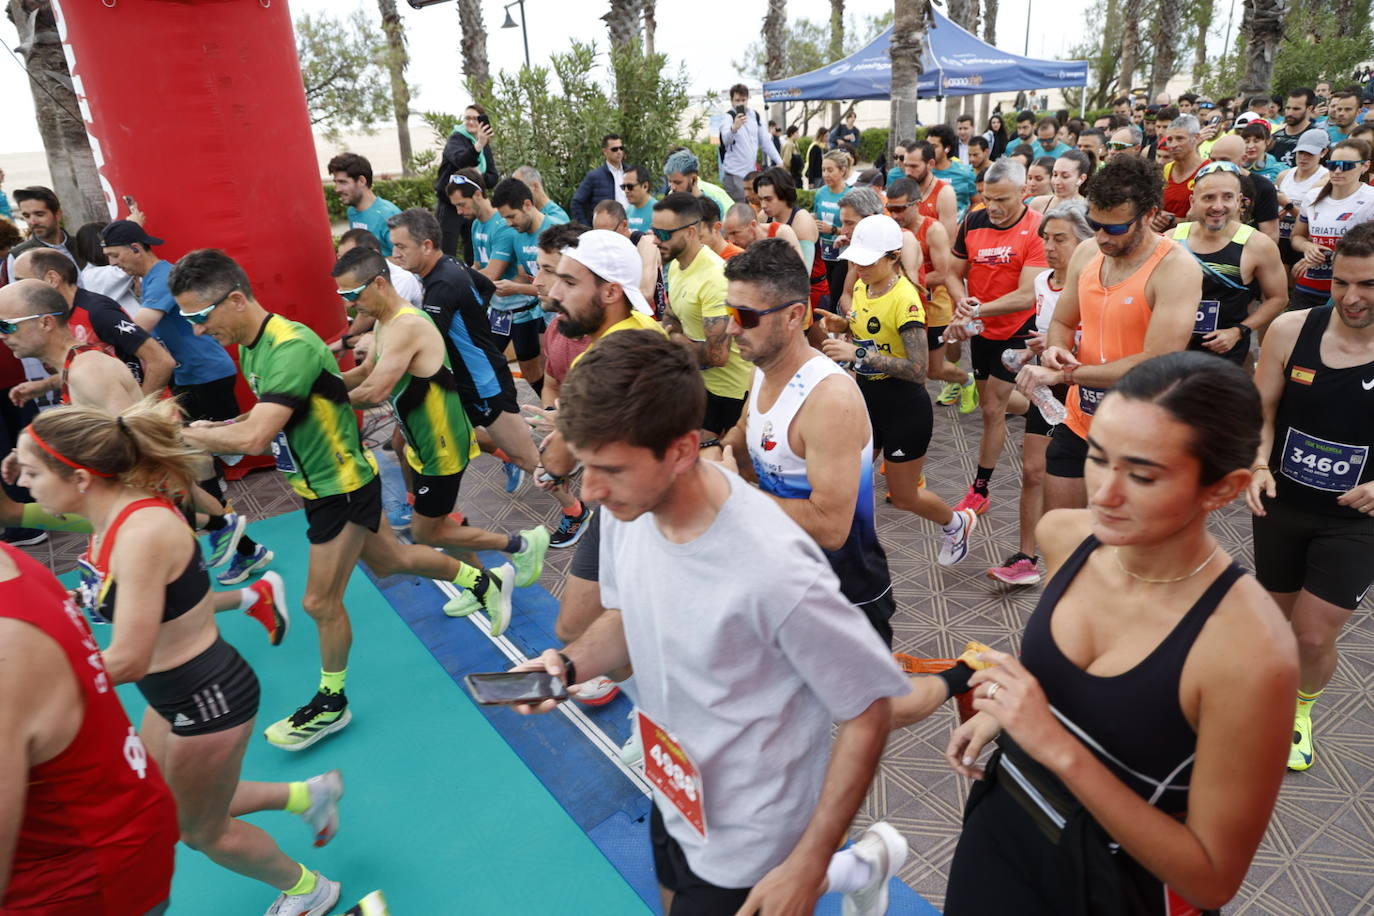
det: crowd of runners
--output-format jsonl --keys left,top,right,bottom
{"left": 2, "top": 77, "right": 1374, "bottom": 916}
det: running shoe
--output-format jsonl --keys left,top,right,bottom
{"left": 340, "top": 891, "right": 392, "bottom": 916}
{"left": 299, "top": 769, "right": 344, "bottom": 847}
{"left": 573, "top": 676, "right": 621, "bottom": 706}
{"left": 244, "top": 571, "right": 290, "bottom": 646}
{"left": 263, "top": 873, "right": 340, "bottom": 916}
{"left": 386, "top": 502, "right": 412, "bottom": 532}
{"left": 218, "top": 544, "right": 274, "bottom": 586}
{"left": 842, "top": 822, "right": 909, "bottom": 916}
{"left": 987, "top": 553, "right": 1042, "bottom": 586}
{"left": 953, "top": 486, "right": 991, "bottom": 515}
{"left": 935, "top": 379, "right": 962, "bottom": 406}
{"left": 1289, "top": 713, "right": 1314, "bottom": 771}
{"left": 620, "top": 709, "right": 643, "bottom": 767}
{"left": 442, "top": 563, "right": 515, "bottom": 636}
{"left": 503, "top": 461, "right": 527, "bottom": 494}
{"left": 937, "top": 510, "right": 977, "bottom": 566}
{"left": 204, "top": 512, "right": 247, "bottom": 567}
{"left": 2, "top": 528, "right": 47, "bottom": 547}
{"left": 550, "top": 503, "right": 593, "bottom": 549}
{"left": 264, "top": 693, "right": 352, "bottom": 751}
{"left": 958, "top": 374, "right": 979, "bottom": 414}
{"left": 511, "top": 526, "right": 550, "bottom": 587}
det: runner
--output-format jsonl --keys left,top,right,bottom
{"left": 987, "top": 201, "right": 1093, "bottom": 587}
{"left": 752, "top": 168, "right": 824, "bottom": 309}
{"left": 1173, "top": 162, "right": 1288, "bottom": 366}
{"left": 15, "top": 399, "right": 345, "bottom": 916}
{"left": 1247, "top": 223, "right": 1374, "bottom": 771}
{"left": 719, "top": 237, "right": 899, "bottom": 644}
{"left": 818, "top": 216, "right": 977, "bottom": 568}
{"left": 1290, "top": 139, "right": 1374, "bottom": 310}
{"left": 1020, "top": 155, "right": 1198, "bottom": 511}
{"left": 902, "top": 142, "right": 959, "bottom": 238}
{"left": 172, "top": 249, "right": 499, "bottom": 750}
{"left": 944, "top": 351, "right": 1296, "bottom": 916}
{"left": 0, "top": 540, "right": 178, "bottom": 916}
{"left": 813, "top": 150, "right": 852, "bottom": 310}
{"left": 944, "top": 158, "right": 1050, "bottom": 515}
{"left": 1151, "top": 115, "right": 1208, "bottom": 232}
{"left": 1026, "top": 150, "right": 1094, "bottom": 214}
{"left": 1274, "top": 129, "right": 1330, "bottom": 272}
{"left": 516, "top": 329, "right": 911, "bottom": 916}
{"left": 334, "top": 246, "right": 547, "bottom": 612}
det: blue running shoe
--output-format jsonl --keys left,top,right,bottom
{"left": 205, "top": 513, "right": 247, "bottom": 568}
{"left": 218, "top": 544, "right": 274, "bottom": 586}
{"left": 503, "top": 461, "right": 527, "bottom": 494}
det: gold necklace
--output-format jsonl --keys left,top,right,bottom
{"left": 1113, "top": 545, "right": 1220, "bottom": 584}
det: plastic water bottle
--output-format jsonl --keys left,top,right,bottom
{"left": 1000, "top": 348, "right": 1036, "bottom": 372}
{"left": 941, "top": 319, "right": 983, "bottom": 345}
{"left": 999, "top": 348, "right": 1065, "bottom": 425}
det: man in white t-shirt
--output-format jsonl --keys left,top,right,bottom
{"left": 516, "top": 330, "right": 912, "bottom": 916}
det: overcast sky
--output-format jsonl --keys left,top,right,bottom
{"left": 0, "top": 0, "right": 1233, "bottom": 156}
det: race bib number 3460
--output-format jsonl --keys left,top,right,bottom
{"left": 1281, "top": 427, "right": 1368, "bottom": 491}
{"left": 638, "top": 710, "right": 707, "bottom": 839}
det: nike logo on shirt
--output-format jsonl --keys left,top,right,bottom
{"left": 1363, "top": 378, "right": 1374, "bottom": 390}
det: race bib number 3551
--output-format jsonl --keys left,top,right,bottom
{"left": 1281, "top": 427, "right": 1368, "bottom": 492}
{"left": 638, "top": 710, "right": 707, "bottom": 839}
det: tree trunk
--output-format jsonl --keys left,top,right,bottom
{"left": 891, "top": 0, "right": 929, "bottom": 161}
{"left": 1238, "top": 0, "right": 1288, "bottom": 96}
{"left": 6, "top": 0, "right": 106, "bottom": 225}
{"left": 978, "top": 0, "right": 997, "bottom": 138}
{"left": 763, "top": 0, "right": 787, "bottom": 127}
{"left": 642, "top": 0, "right": 657, "bottom": 56}
{"left": 1149, "top": 0, "right": 1181, "bottom": 98}
{"left": 376, "top": 0, "right": 414, "bottom": 176}
{"left": 457, "top": 0, "right": 491, "bottom": 88}
{"left": 603, "top": 0, "right": 643, "bottom": 50}
{"left": 829, "top": 0, "right": 844, "bottom": 126}
{"left": 944, "top": 0, "right": 975, "bottom": 124}
{"left": 1119, "top": 15, "right": 1139, "bottom": 96}
{"left": 1191, "top": 0, "right": 1214, "bottom": 81}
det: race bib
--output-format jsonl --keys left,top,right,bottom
{"left": 1281, "top": 427, "right": 1368, "bottom": 492}
{"left": 851, "top": 338, "right": 883, "bottom": 376}
{"left": 1193, "top": 300, "right": 1220, "bottom": 335}
{"left": 488, "top": 309, "right": 513, "bottom": 337}
{"left": 821, "top": 239, "right": 841, "bottom": 261}
{"left": 269, "top": 431, "right": 298, "bottom": 473}
{"left": 638, "top": 710, "right": 707, "bottom": 839}
{"left": 75, "top": 556, "right": 107, "bottom": 625}
{"left": 1077, "top": 385, "right": 1108, "bottom": 417}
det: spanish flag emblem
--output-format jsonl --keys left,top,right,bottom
{"left": 1289, "top": 365, "right": 1317, "bottom": 385}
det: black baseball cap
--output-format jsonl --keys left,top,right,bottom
{"left": 99, "top": 220, "right": 164, "bottom": 248}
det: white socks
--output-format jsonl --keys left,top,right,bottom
{"left": 941, "top": 512, "right": 965, "bottom": 535}
{"left": 236, "top": 588, "right": 257, "bottom": 610}
{"left": 824, "top": 846, "right": 874, "bottom": 895}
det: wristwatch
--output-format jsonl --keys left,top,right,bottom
{"left": 699, "top": 437, "right": 722, "bottom": 450}
{"left": 853, "top": 346, "right": 869, "bottom": 363}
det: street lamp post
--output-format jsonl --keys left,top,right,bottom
{"left": 502, "top": 0, "right": 530, "bottom": 69}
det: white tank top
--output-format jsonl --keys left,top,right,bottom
{"left": 1276, "top": 168, "right": 1327, "bottom": 240}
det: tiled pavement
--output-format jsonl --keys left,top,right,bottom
{"left": 22, "top": 388, "right": 1374, "bottom": 914}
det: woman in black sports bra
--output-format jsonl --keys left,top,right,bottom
{"left": 942, "top": 352, "right": 1297, "bottom": 916}
{"left": 15, "top": 398, "right": 345, "bottom": 916}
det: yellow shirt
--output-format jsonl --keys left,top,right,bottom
{"left": 667, "top": 247, "right": 753, "bottom": 400}
{"left": 570, "top": 310, "right": 666, "bottom": 369}
{"left": 848, "top": 275, "right": 925, "bottom": 381}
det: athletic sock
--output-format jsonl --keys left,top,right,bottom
{"left": 1297, "top": 689, "right": 1322, "bottom": 717}
{"left": 453, "top": 563, "right": 491, "bottom": 597}
{"left": 505, "top": 533, "right": 526, "bottom": 554}
{"left": 972, "top": 466, "right": 994, "bottom": 496}
{"left": 940, "top": 512, "right": 965, "bottom": 535}
{"left": 236, "top": 588, "right": 258, "bottom": 611}
{"left": 237, "top": 534, "right": 259, "bottom": 556}
{"left": 285, "top": 864, "right": 317, "bottom": 897}
{"left": 824, "top": 846, "right": 874, "bottom": 895}
{"left": 203, "top": 515, "right": 228, "bottom": 532}
{"left": 284, "top": 781, "right": 310, "bottom": 814}
{"left": 530, "top": 377, "right": 545, "bottom": 397}
{"left": 563, "top": 499, "right": 585, "bottom": 517}
{"left": 492, "top": 448, "right": 512, "bottom": 463}
{"left": 318, "top": 669, "right": 347, "bottom": 696}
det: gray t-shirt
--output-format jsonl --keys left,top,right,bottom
{"left": 600, "top": 464, "right": 910, "bottom": 888}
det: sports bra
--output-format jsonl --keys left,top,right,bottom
{"left": 78, "top": 498, "right": 209, "bottom": 624}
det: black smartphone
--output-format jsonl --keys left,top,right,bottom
{"left": 476, "top": 113, "right": 491, "bottom": 128}
{"left": 1208, "top": 115, "right": 1221, "bottom": 126}
{"left": 122, "top": 194, "right": 136, "bottom": 207}
{"left": 465, "top": 670, "right": 568, "bottom": 706}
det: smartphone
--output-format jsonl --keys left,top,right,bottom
{"left": 465, "top": 670, "right": 568, "bottom": 706}
{"left": 1208, "top": 115, "right": 1221, "bottom": 126}
{"left": 476, "top": 113, "right": 491, "bottom": 128}
{"left": 122, "top": 194, "right": 136, "bottom": 208}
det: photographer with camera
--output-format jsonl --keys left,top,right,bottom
{"left": 719, "top": 83, "right": 781, "bottom": 204}
{"left": 436, "top": 104, "right": 500, "bottom": 261}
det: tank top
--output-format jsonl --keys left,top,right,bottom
{"left": 1162, "top": 158, "right": 1207, "bottom": 218}
{"left": 746, "top": 355, "right": 891, "bottom": 607}
{"left": 1172, "top": 222, "right": 1258, "bottom": 337}
{"left": 59, "top": 341, "right": 102, "bottom": 405}
{"left": 1268, "top": 305, "right": 1374, "bottom": 518}
{"left": 1276, "top": 168, "right": 1326, "bottom": 240}
{"left": 787, "top": 207, "right": 830, "bottom": 289}
{"left": 1033, "top": 270, "right": 1064, "bottom": 336}
{"left": 1017, "top": 534, "right": 1246, "bottom": 815}
{"left": 78, "top": 498, "right": 209, "bottom": 624}
{"left": 383, "top": 305, "right": 476, "bottom": 478}
{"left": 916, "top": 177, "right": 950, "bottom": 223}
{"left": 913, "top": 215, "right": 954, "bottom": 326}
{"left": 1065, "top": 236, "right": 1174, "bottom": 438}
{"left": 627, "top": 230, "right": 670, "bottom": 319}
{"left": 0, "top": 543, "right": 177, "bottom": 916}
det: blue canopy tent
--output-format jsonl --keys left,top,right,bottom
{"left": 762, "top": 7, "right": 1088, "bottom": 102}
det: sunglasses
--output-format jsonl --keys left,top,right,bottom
{"left": 1199, "top": 102, "right": 1216, "bottom": 110}
{"left": 1107, "top": 141, "right": 1134, "bottom": 150}
{"left": 0, "top": 311, "right": 64, "bottom": 334}
{"left": 448, "top": 174, "right": 480, "bottom": 188}
{"left": 725, "top": 299, "right": 806, "bottom": 329}
{"left": 1198, "top": 160, "right": 1243, "bottom": 178}
{"left": 620, "top": 182, "right": 643, "bottom": 191}
{"left": 884, "top": 201, "right": 914, "bottom": 214}
{"left": 1325, "top": 159, "right": 1370, "bottom": 172}
{"left": 336, "top": 279, "right": 373, "bottom": 302}
{"left": 651, "top": 219, "right": 700, "bottom": 242}
{"left": 179, "top": 285, "right": 239, "bottom": 325}
{"left": 1086, "top": 212, "right": 1142, "bottom": 236}
{"left": 607, "top": 146, "right": 624, "bottom": 152}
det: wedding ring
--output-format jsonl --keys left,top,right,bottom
{"left": 986, "top": 682, "right": 1001, "bottom": 700}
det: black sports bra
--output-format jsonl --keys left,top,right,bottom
{"left": 77, "top": 498, "right": 209, "bottom": 624}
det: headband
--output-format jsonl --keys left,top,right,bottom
{"left": 26, "top": 426, "right": 116, "bottom": 478}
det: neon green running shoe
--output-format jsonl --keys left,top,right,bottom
{"left": 958, "top": 374, "right": 980, "bottom": 414}
{"left": 1289, "top": 712, "right": 1314, "bottom": 771}
{"left": 512, "top": 526, "right": 549, "bottom": 587}
{"left": 936, "top": 379, "right": 962, "bottom": 405}
{"left": 443, "top": 563, "right": 515, "bottom": 636}
{"left": 264, "top": 692, "right": 352, "bottom": 751}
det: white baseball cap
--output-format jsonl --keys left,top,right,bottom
{"left": 1295, "top": 128, "right": 1331, "bottom": 156}
{"left": 560, "top": 229, "right": 653, "bottom": 315}
{"left": 839, "top": 214, "right": 903, "bottom": 266}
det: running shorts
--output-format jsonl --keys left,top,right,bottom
{"left": 463, "top": 387, "right": 521, "bottom": 429}
{"left": 490, "top": 312, "right": 546, "bottom": 362}
{"left": 1252, "top": 498, "right": 1374, "bottom": 609}
{"left": 1045, "top": 423, "right": 1088, "bottom": 479}
{"left": 138, "top": 636, "right": 259, "bottom": 736}
{"left": 411, "top": 469, "right": 465, "bottom": 519}
{"left": 303, "top": 477, "right": 383, "bottom": 544}
{"left": 702, "top": 391, "right": 745, "bottom": 436}
{"left": 859, "top": 377, "right": 932, "bottom": 463}
{"left": 969, "top": 316, "right": 1035, "bottom": 383}
{"left": 569, "top": 508, "right": 601, "bottom": 582}
{"left": 650, "top": 804, "right": 752, "bottom": 914}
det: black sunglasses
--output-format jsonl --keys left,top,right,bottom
{"left": 1086, "top": 212, "right": 1143, "bottom": 236}
{"left": 607, "top": 145, "right": 625, "bottom": 152}
{"left": 652, "top": 219, "right": 700, "bottom": 242}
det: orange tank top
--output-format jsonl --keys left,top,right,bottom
{"left": 1064, "top": 235, "right": 1175, "bottom": 438}
{"left": 917, "top": 178, "right": 949, "bottom": 223}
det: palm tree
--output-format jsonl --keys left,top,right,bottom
{"left": 1149, "top": 0, "right": 1182, "bottom": 98}
{"left": 890, "top": 0, "right": 929, "bottom": 160}
{"left": 1191, "top": 0, "right": 1214, "bottom": 82}
{"left": 978, "top": 0, "right": 998, "bottom": 129}
{"left": 603, "top": 0, "right": 643, "bottom": 49}
{"left": 944, "top": 0, "right": 977, "bottom": 123}
{"left": 643, "top": 0, "right": 657, "bottom": 56}
{"left": 376, "top": 0, "right": 414, "bottom": 175}
{"left": 1239, "top": 0, "right": 1287, "bottom": 95}
{"left": 1119, "top": 15, "right": 1139, "bottom": 99}
{"left": 764, "top": 0, "right": 787, "bottom": 125}
{"left": 458, "top": 0, "right": 491, "bottom": 89}
{"left": 829, "top": 0, "right": 844, "bottom": 126}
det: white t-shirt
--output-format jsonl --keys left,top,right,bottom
{"left": 387, "top": 262, "right": 424, "bottom": 308}
{"left": 1298, "top": 184, "right": 1374, "bottom": 286}
{"left": 79, "top": 264, "right": 141, "bottom": 316}
{"left": 1033, "top": 269, "right": 1064, "bottom": 336}
{"left": 599, "top": 465, "right": 910, "bottom": 888}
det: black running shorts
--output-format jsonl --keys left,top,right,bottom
{"left": 490, "top": 312, "right": 546, "bottom": 362}
{"left": 859, "top": 377, "right": 932, "bottom": 463}
{"left": 463, "top": 386, "right": 521, "bottom": 429}
{"left": 649, "top": 804, "right": 752, "bottom": 914}
{"left": 411, "top": 469, "right": 465, "bottom": 519}
{"left": 969, "top": 317, "right": 1035, "bottom": 383}
{"left": 569, "top": 508, "right": 601, "bottom": 582}
{"left": 702, "top": 391, "right": 745, "bottom": 436}
{"left": 138, "top": 636, "right": 259, "bottom": 736}
{"left": 1024, "top": 384, "right": 1069, "bottom": 438}
{"left": 1045, "top": 423, "right": 1088, "bottom": 479}
{"left": 1252, "top": 498, "right": 1374, "bottom": 609}
{"left": 303, "top": 476, "right": 383, "bottom": 544}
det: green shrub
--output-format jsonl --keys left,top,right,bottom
{"left": 856, "top": 127, "right": 890, "bottom": 165}
{"left": 322, "top": 176, "right": 435, "bottom": 223}
{"left": 796, "top": 188, "right": 817, "bottom": 210}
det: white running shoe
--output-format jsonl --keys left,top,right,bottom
{"left": 841, "top": 821, "right": 908, "bottom": 916}
{"left": 573, "top": 676, "right": 621, "bottom": 706}
{"left": 264, "top": 873, "right": 340, "bottom": 916}
{"left": 300, "top": 770, "right": 344, "bottom": 847}
{"left": 937, "top": 509, "right": 977, "bottom": 566}
{"left": 619, "top": 708, "right": 643, "bottom": 767}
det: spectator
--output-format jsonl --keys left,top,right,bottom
{"left": 435, "top": 103, "right": 500, "bottom": 260}
{"left": 806, "top": 127, "right": 828, "bottom": 188}
{"left": 1003, "top": 110, "right": 1037, "bottom": 157}
{"left": 328, "top": 152, "right": 402, "bottom": 256}
{"left": 662, "top": 148, "right": 734, "bottom": 217}
{"left": 7, "top": 187, "right": 76, "bottom": 280}
{"left": 983, "top": 114, "right": 1008, "bottom": 160}
{"left": 512, "top": 165, "right": 570, "bottom": 223}
{"left": 780, "top": 125, "right": 803, "bottom": 187}
{"left": 0, "top": 218, "right": 20, "bottom": 287}
{"left": 967, "top": 135, "right": 991, "bottom": 173}
{"left": 926, "top": 124, "right": 979, "bottom": 217}
{"left": 718, "top": 84, "right": 782, "bottom": 203}
{"left": 620, "top": 165, "right": 656, "bottom": 232}
{"left": 1076, "top": 127, "right": 1107, "bottom": 167}
{"left": 0, "top": 168, "right": 10, "bottom": 221}
{"left": 1272, "top": 88, "right": 1318, "bottom": 168}
{"left": 956, "top": 114, "right": 975, "bottom": 162}
{"left": 572, "top": 134, "right": 628, "bottom": 224}
{"left": 829, "top": 109, "right": 861, "bottom": 154}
